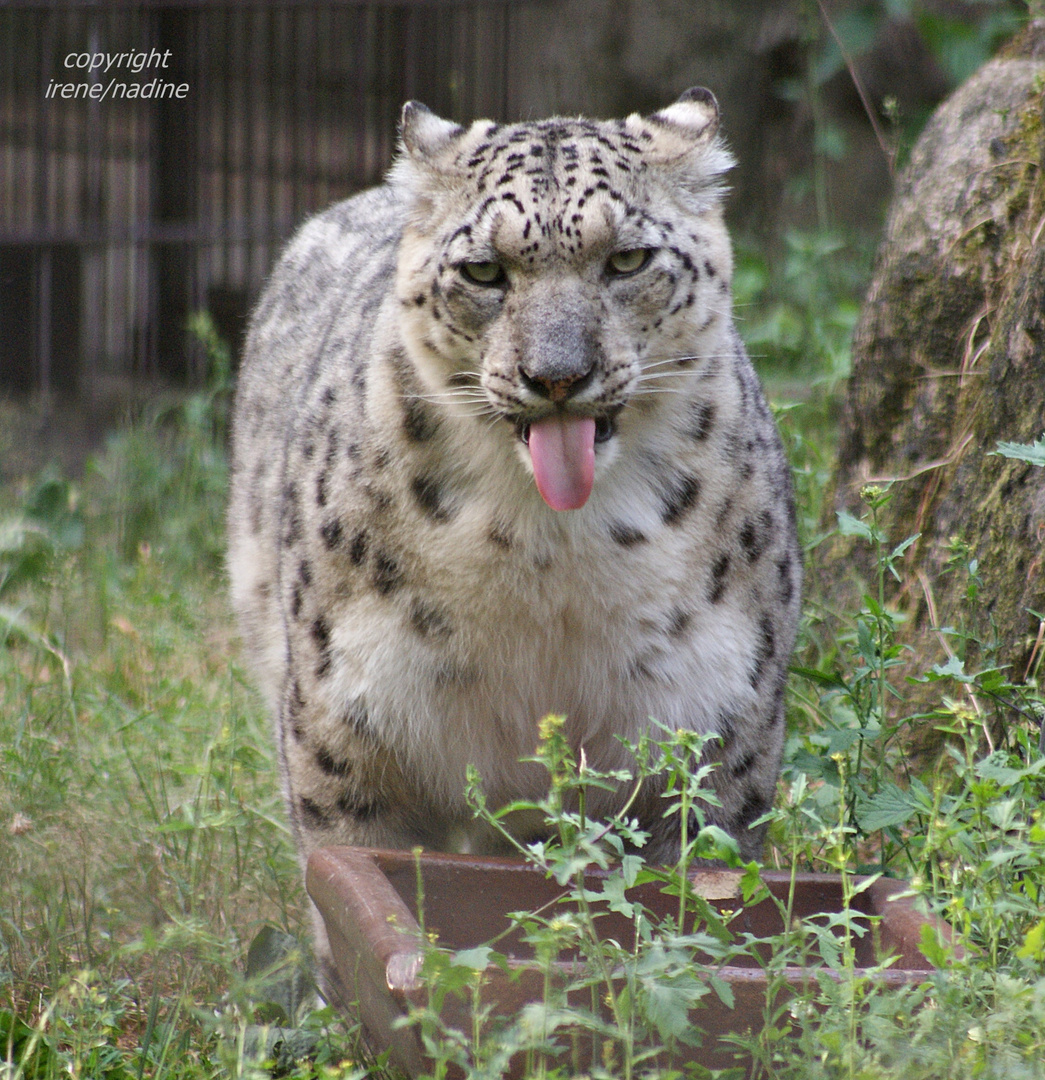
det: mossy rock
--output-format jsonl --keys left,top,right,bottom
{"left": 818, "top": 21, "right": 1045, "bottom": 754}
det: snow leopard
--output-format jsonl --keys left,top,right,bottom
{"left": 227, "top": 87, "right": 801, "bottom": 931}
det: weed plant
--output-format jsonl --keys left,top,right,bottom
{"left": 403, "top": 719, "right": 754, "bottom": 1080}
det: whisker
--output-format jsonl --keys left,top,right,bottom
{"left": 633, "top": 369, "right": 701, "bottom": 381}
{"left": 636, "top": 361, "right": 708, "bottom": 376}
{"left": 627, "top": 382, "right": 687, "bottom": 398}
{"left": 406, "top": 388, "right": 496, "bottom": 412}
{"left": 409, "top": 387, "right": 488, "bottom": 403}
{"left": 640, "top": 350, "right": 734, "bottom": 369}
{"left": 411, "top": 392, "right": 493, "bottom": 409}
{"left": 631, "top": 374, "right": 702, "bottom": 389}
{"left": 638, "top": 356, "right": 699, "bottom": 372}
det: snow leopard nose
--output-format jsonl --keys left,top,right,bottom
{"left": 517, "top": 318, "right": 599, "bottom": 402}
{"left": 519, "top": 363, "right": 596, "bottom": 403}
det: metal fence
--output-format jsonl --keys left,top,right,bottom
{"left": 0, "top": 1, "right": 522, "bottom": 397}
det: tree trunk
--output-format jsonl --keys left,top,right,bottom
{"left": 818, "top": 21, "right": 1045, "bottom": 752}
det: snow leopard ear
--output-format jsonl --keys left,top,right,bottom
{"left": 651, "top": 87, "right": 721, "bottom": 141}
{"left": 399, "top": 101, "right": 465, "bottom": 161}
{"left": 637, "top": 87, "right": 734, "bottom": 179}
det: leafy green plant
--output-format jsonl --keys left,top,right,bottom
{"left": 773, "top": 449, "right": 1045, "bottom": 1075}
{"left": 396, "top": 712, "right": 984, "bottom": 1080}
{"left": 791, "top": 0, "right": 1028, "bottom": 186}
{"left": 993, "top": 433, "right": 1045, "bottom": 468}
{"left": 84, "top": 310, "right": 232, "bottom": 569}
{"left": 735, "top": 230, "right": 864, "bottom": 386}
{"left": 399, "top": 719, "right": 761, "bottom": 1079}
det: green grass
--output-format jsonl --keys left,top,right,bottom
{"left": 0, "top": 374, "right": 351, "bottom": 1078}
{"left": 2, "top": 273, "right": 1045, "bottom": 1079}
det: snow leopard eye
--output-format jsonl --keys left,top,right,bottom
{"left": 461, "top": 260, "right": 505, "bottom": 286}
{"left": 607, "top": 248, "right": 653, "bottom": 276}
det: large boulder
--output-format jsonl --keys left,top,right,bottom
{"left": 820, "top": 22, "right": 1045, "bottom": 733}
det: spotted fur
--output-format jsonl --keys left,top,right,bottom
{"left": 228, "top": 89, "right": 802, "bottom": 956}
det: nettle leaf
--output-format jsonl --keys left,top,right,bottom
{"left": 976, "top": 751, "right": 1040, "bottom": 787}
{"left": 993, "top": 435, "right": 1045, "bottom": 467}
{"left": 452, "top": 945, "right": 496, "bottom": 972}
{"left": 836, "top": 510, "right": 874, "bottom": 541}
{"left": 918, "top": 922, "right": 950, "bottom": 967}
{"left": 977, "top": 754, "right": 1045, "bottom": 792}
{"left": 986, "top": 799, "right": 1021, "bottom": 833}
{"left": 599, "top": 870, "right": 635, "bottom": 918}
{"left": 825, "top": 726, "right": 862, "bottom": 757}
{"left": 638, "top": 970, "right": 709, "bottom": 1040}
{"left": 928, "top": 655, "right": 973, "bottom": 682}
{"left": 857, "top": 782, "right": 925, "bottom": 832}
{"left": 788, "top": 747, "right": 840, "bottom": 784}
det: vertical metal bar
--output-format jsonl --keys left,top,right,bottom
{"left": 265, "top": 3, "right": 275, "bottom": 263}
{"left": 153, "top": 6, "right": 197, "bottom": 384}
{"left": 82, "top": 10, "right": 100, "bottom": 395}
{"left": 261, "top": 4, "right": 275, "bottom": 278}
{"left": 128, "top": 10, "right": 140, "bottom": 381}
{"left": 502, "top": 1, "right": 513, "bottom": 120}
{"left": 366, "top": 3, "right": 376, "bottom": 188}
{"left": 102, "top": 5, "right": 114, "bottom": 378}
{"left": 139, "top": 111, "right": 149, "bottom": 383}
{"left": 318, "top": 3, "right": 331, "bottom": 208}
{"left": 142, "top": 5, "right": 156, "bottom": 382}
{"left": 37, "top": 247, "right": 52, "bottom": 398}
{"left": 1, "top": 10, "right": 12, "bottom": 232}
{"left": 392, "top": 3, "right": 409, "bottom": 160}
{"left": 242, "top": 2, "right": 254, "bottom": 287}
{"left": 290, "top": 5, "right": 302, "bottom": 223}
{"left": 222, "top": 4, "right": 234, "bottom": 289}
{"left": 354, "top": 4, "right": 369, "bottom": 187}
{"left": 31, "top": 10, "right": 45, "bottom": 234}
{"left": 37, "top": 9, "right": 55, "bottom": 395}
{"left": 190, "top": 4, "right": 204, "bottom": 381}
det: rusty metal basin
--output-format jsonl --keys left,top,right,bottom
{"left": 307, "top": 846, "right": 947, "bottom": 1076}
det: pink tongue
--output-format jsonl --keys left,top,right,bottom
{"left": 527, "top": 416, "right": 596, "bottom": 511}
